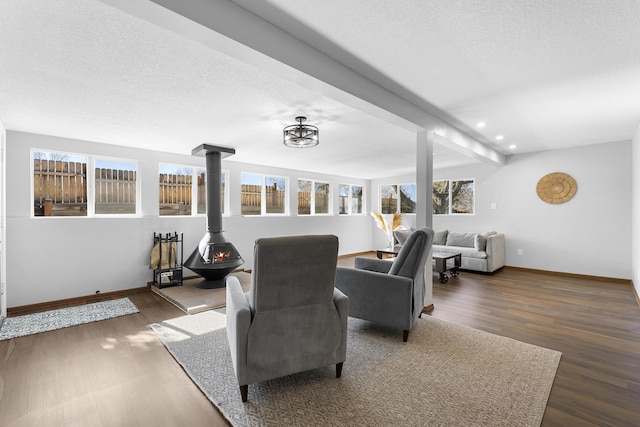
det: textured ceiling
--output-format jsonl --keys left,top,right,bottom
{"left": 1, "top": 0, "right": 639, "bottom": 179}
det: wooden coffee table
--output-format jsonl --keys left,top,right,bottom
{"left": 376, "top": 246, "right": 401, "bottom": 259}
{"left": 432, "top": 252, "right": 461, "bottom": 283}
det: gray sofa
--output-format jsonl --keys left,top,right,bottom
{"left": 395, "top": 229, "right": 505, "bottom": 273}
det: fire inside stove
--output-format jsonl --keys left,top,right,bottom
{"left": 199, "top": 242, "right": 240, "bottom": 264}
{"left": 214, "top": 250, "right": 231, "bottom": 263}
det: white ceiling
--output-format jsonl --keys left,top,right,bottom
{"left": 1, "top": 0, "right": 639, "bottom": 179}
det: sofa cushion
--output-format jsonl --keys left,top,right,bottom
{"left": 433, "top": 244, "right": 487, "bottom": 259}
{"left": 446, "top": 231, "right": 476, "bottom": 248}
{"left": 433, "top": 229, "right": 448, "bottom": 245}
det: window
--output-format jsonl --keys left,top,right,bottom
{"left": 339, "top": 184, "right": 364, "bottom": 215}
{"left": 94, "top": 158, "right": 138, "bottom": 215}
{"left": 380, "top": 185, "right": 397, "bottom": 214}
{"left": 159, "top": 164, "right": 193, "bottom": 216}
{"left": 33, "top": 150, "right": 88, "bottom": 216}
{"left": 400, "top": 184, "right": 417, "bottom": 214}
{"left": 196, "top": 168, "right": 228, "bottom": 215}
{"left": 433, "top": 179, "right": 475, "bottom": 215}
{"left": 432, "top": 180, "right": 450, "bottom": 214}
{"left": 241, "top": 173, "right": 287, "bottom": 215}
{"left": 379, "top": 183, "right": 417, "bottom": 214}
{"left": 32, "top": 151, "right": 140, "bottom": 217}
{"left": 298, "top": 179, "right": 330, "bottom": 215}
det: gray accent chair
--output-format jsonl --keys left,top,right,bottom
{"left": 335, "top": 228, "right": 434, "bottom": 342}
{"left": 225, "top": 234, "right": 349, "bottom": 402}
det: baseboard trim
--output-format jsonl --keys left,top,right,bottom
{"left": 7, "top": 286, "right": 148, "bottom": 317}
{"left": 632, "top": 280, "right": 640, "bottom": 310}
{"left": 503, "top": 265, "right": 632, "bottom": 285}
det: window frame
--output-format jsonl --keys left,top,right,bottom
{"left": 379, "top": 182, "right": 417, "bottom": 214}
{"left": 432, "top": 178, "right": 476, "bottom": 215}
{"left": 92, "top": 156, "right": 140, "bottom": 217}
{"left": 31, "top": 149, "right": 141, "bottom": 218}
{"left": 297, "top": 178, "right": 331, "bottom": 216}
{"left": 338, "top": 183, "right": 364, "bottom": 215}
{"left": 241, "top": 172, "right": 289, "bottom": 216}
{"left": 158, "top": 163, "right": 194, "bottom": 217}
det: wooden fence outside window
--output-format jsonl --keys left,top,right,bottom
{"left": 34, "top": 163, "right": 291, "bottom": 216}
{"left": 33, "top": 159, "right": 88, "bottom": 216}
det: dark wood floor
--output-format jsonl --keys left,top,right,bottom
{"left": 1, "top": 260, "right": 639, "bottom": 426}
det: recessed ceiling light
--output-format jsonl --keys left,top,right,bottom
{"left": 476, "top": 122, "right": 486, "bottom": 128}
{"left": 509, "top": 144, "right": 517, "bottom": 149}
{"left": 495, "top": 135, "right": 504, "bottom": 141}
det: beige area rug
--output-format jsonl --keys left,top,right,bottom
{"left": 152, "top": 310, "right": 562, "bottom": 427}
{"left": 151, "top": 271, "right": 251, "bottom": 314}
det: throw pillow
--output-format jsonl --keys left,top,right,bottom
{"left": 446, "top": 231, "right": 476, "bottom": 248}
{"left": 394, "top": 229, "right": 413, "bottom": 245}
{"left": 474, "top": 233, "right": 489, "bottom": 251}
{"left": 433, "top": 229, "right": 448, "bottom": 245}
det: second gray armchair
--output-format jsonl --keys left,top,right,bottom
{"left": 335, "top": 228, "right": 434, "bottom": 342}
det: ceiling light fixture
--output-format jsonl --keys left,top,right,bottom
{"left": 476, "top": 121, "right": 486, "bottom": 128}
{"left": 509, "top": 144, "right": 517, "bottom": 149}
{"left": 283, "top": 116, "right": 319, "bottom": 148}
{"left": 495, "top": 135, "right": 505, "bottom": 141}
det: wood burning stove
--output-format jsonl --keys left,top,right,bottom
{"left": 184, "top": 144, "right": 243, "bottom": 288}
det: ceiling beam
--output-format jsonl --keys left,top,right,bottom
{"left": 99, "top": 0, "right": 506, "bottom": 166}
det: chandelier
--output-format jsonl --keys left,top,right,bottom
{"left": 283, "top": 116, "right": 319, "bottom": 148}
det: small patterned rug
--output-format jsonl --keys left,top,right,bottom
{"left": 0, "top": 298, "right": 139, "bottom": 340}
{"left": 152, "top": 310, "right": 562, "bottom": 427}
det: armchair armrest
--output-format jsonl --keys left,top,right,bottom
{"left": 225, "top": 275, "right": 252, "bottom": 385}
{"left": 354, "top": 257, "right": 393, "bottom": 273}
{"left": 333, "top": 288, "right": 349, "bottom": 361}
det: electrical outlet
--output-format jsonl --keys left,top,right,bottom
{"left": 490, "top": 202, "right": 497, "bottom": 210}
{"left": 0, "top": 281, "right": 5, "bottom": 294}
{"left": 516, "top": 249, "right": 523, "bottom": 256}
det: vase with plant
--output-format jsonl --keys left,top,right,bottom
{"left": 371, "top": 211, "right": 403, "bottom": 249}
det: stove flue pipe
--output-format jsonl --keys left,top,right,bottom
{"left": 205, "top": 149, "right": 223, "bottom": 234}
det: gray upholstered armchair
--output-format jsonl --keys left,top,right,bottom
{"left": 225, "top": 234, "right": 349, "bottom": 402}
{"left": 335, "top": 228, "right": 434, "bottom": 342}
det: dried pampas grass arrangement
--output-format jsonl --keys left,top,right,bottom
{"left": 370, "top": 211, "right": 403, "bottom": 232}
{"left": 391, "top": 212, "right": 403, "bottom": 231}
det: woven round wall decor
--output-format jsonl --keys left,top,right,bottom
{"left": 536, "top": 172, "right": 577, "bottom": 204}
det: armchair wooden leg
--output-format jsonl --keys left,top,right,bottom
{"left": 403, "top": 330, "right": 409, "bottom": 342}
{"left": 336, "top": 362, "right": 343, "bottom": 378}
{"left": 240, "top": 384, "right": 248, "bottom": 402}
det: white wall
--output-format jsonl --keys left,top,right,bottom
{"left": 6, "top": 131, "right": 371, "bottom": 307}
{"left": 432, "top": 140, "right": 632, "bottom": 279}
{"left": 0, "top": 121, "right": 6, "bottom": 318}
{"left": 632, "top": 124, "right": 640, "bottom": 296}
